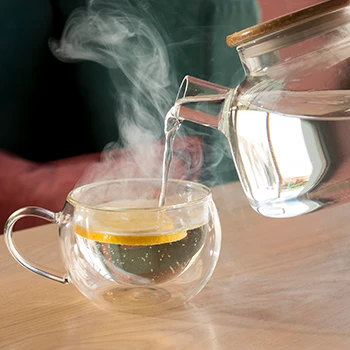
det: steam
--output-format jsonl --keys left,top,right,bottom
{"left": 50, "top": 0, "right": 174, "bottom": 147}
{"left": 49, "top": 0, "right": 231, "bottom": 187}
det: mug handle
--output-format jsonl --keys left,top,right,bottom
{"left": 4, "top": 206, "right": 69, "bottom": 284}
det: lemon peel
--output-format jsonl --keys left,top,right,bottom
{"left": 74, "top": 212, "right": 187, "bottom": 245}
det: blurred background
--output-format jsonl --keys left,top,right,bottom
{"left": 258, "top": 0, "right": 322, "bottom": 20}
{"left": 0, "top": 0, "right": 327, "bottom": 231}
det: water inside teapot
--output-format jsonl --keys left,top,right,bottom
{"left": 235, "top": 90, "right": 350, "bottom": 217}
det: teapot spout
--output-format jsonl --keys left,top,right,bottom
{"left": 174, "top": 76, "right": 234, "bottom": 128}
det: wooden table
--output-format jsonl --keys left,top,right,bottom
{"left": 1, "top": 182, "right": 350, "bottom": 349}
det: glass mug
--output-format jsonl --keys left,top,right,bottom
{"left": 4, "top": 179, "right": 221, "bottom": 312}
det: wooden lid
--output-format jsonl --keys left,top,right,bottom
{"left": 226, "top": 0, "right": 350, "bottom": 47}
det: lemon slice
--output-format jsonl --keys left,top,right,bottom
{"left": 74, "top": 211, "right": 187, "bottom": 245}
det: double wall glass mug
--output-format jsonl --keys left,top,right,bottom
{"left": 172, "top": 0, "right": 350, "bottom": 218}
{"left": 4, "top": 179, "right": 221, "bottom": 312}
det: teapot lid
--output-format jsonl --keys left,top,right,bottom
{"left": 226, "top": 0, "right": 350, "bottom": 47}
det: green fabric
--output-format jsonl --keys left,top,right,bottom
{"left": 0, "top": 0, "right": 260, "bottom": 184}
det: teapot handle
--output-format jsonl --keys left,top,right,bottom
{"left": 4, "top": 207, "right": 69, "bottom": 284}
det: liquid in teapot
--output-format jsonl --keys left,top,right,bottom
{"left": 233, "top": 89, "right": 350, "bottom": 217}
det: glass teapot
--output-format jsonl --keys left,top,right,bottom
{"left": 173, "top": 0, "right": 350, "bottom": 218}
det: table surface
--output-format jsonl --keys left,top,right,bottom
{"left": 1, "top": 182, "right": 350, "bottom": 350}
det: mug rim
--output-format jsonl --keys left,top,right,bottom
{"left": 66, "top": 178, "right": 212, "bottom": 212}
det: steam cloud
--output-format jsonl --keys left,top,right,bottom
{"left": 49, "top": 0, "right": 229, "bottom": 187}
{"left": 50, "top": 0, "right": 174, "bottom": 147}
